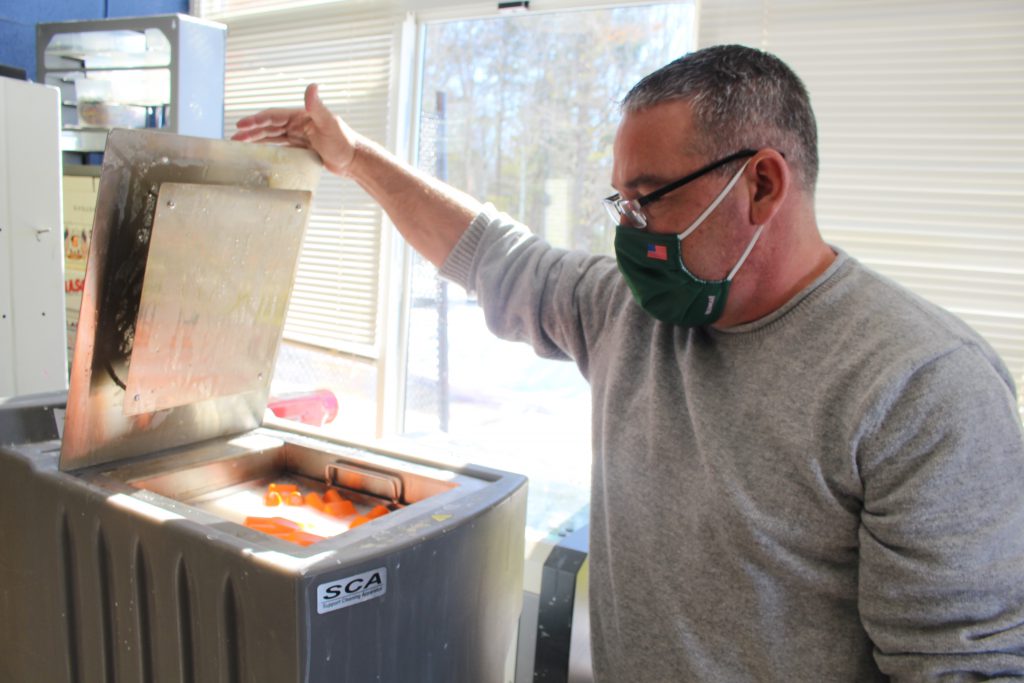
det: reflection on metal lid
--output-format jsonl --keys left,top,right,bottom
{"left": 227, "top": 433, "right": 286, "bottom": 451}
{"left": 123, "top": 182, "right": 309, "bottom": 415}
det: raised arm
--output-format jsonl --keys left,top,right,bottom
{"left": 232, "top": 83, "right": 482, "bottom": 267}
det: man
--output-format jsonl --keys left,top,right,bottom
{"left": 235, "top": 45, "right": 1024, "bottom": 681}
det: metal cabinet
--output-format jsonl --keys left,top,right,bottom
{"left": 0, "top": 77, "right": 67, "bottom": 398}
{"left": 36, "top": 14, "right": 225, "bottom": 164}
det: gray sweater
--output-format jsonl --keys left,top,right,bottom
{"left": 441, "top": 207, "right": 1024, "bottom": 682}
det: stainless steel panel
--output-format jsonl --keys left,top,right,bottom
{"left": 124, "top": 182, "right": 309, "bottom": 415}
{"left": 60, "top": 129, "right": 321, "bottom": 472}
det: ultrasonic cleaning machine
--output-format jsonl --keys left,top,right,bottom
{"left": 0, "top": 129, "right": 527, "bottom": 682}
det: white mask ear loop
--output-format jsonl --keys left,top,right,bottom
{"left": 676, "top": 158, "right": 753, "bottom": 243}
{"left": 726, "top": 223, "right": 765, "bottom": 281}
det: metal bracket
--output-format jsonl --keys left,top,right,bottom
{"left": 498, "top": 0, "right": 529, "bottom": 11}
{"left": 325, "top": 462, "right": 403, "bottom": 505}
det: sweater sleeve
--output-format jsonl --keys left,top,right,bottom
{"left": 439, "top": 206, "right": 623, "bottom": 379}
{"left": 856, "top": 343, "right": 1024, "bottom": 680}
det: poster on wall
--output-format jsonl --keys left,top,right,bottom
{"left": 62, "top": 174, "right": 99, "bottom": 364}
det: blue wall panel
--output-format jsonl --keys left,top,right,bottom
{"left": 107, "top": 0, "right": 191, "bottom": 19}
{"left": 0, "top": 19, "right": 35, "bottom": 78}
{"left": 0, "top": 0, "right": 188, "bottom": 81}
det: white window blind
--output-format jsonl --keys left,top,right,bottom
{"left": 199, "top": 1, "right": 404, "bottom": 357}
{"left": 197, "top": 0, "right": 344, "bottom": 20}
{"left": 698, "top": 0, "right": 1024, "bottom": 406}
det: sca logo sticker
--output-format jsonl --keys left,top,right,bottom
{"left": 317, "top": 567, "right": 387, "bottom": 614}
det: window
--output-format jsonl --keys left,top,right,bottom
{"left": 205, "top": 2, "right": 407, "bottom": 437}
{"left": 201, "top": 1, "right": 697, "bottom": 534}
{"left": 404, "top": 4, "right": 695, "bottom": 535}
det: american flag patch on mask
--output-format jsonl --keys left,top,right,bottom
{"left": 647, "top": 243, "right": 668, "bottom": 260}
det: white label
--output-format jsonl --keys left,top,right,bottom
{"left": 317, "top": 567, "right": 387, "bottom": 614}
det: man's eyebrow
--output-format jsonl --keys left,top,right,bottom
{"left": 616, "top": 172, "right": 670, "bottom": 193}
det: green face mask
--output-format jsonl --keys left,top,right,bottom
{"left": 613, "top": 161, "right": 764, "bottom": 327}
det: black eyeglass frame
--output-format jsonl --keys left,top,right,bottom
{"left": 603, "top": 148, "right": 759, "bottom": 228}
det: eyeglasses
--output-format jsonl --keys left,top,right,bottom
{"left": 603, "top": 149, "right": 758, "bottom": 229}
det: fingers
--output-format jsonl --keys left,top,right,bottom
{"left": 232, "top": 85, "right": 328, "bottom": 142}
{"left": 235, "top": 133, "right": 307, "bottom": 147}
{"left": 230, "top": 124, "right": 310, "bottom": 147}
{"left": 232, "top": 107, "right": 313, "bottom": 145}
{"left": 231, "top": 126, "right": 289, "bottom": 143}
{"left": 231, "top": 127, "right": 280, "bottom": 142}
{"left": 235, "top": 107, "right": 302, "bottom": 130}
{"left": 231, "top": 84, "right": 354, "bottom": 174}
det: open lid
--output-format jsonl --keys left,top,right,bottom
{"left": 60, "top": 129, "right": 321, "bottom": 472}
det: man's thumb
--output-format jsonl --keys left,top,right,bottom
{"left": 304, "top": 83, "right": 329, "bottom": 121}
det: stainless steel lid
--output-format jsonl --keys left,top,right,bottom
{"left": 60, "top": 129, "right": 321, "bottom": 472}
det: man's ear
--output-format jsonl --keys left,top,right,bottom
{"left": 747, "top": 149, "right": 790, "bottom": 225}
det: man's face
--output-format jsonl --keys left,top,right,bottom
{"left": 610, "top": 100, "right": 753, "bottom": 283}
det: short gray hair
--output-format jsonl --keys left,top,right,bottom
{"left": 622, "top": 44, "right": 819, "bottom": 193}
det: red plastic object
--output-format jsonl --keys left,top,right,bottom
{"left": 267, "top": 389, "right": 339, "bottom": 426}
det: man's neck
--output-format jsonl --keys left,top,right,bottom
{"left": 714, "top": 214, "right": 835, "bottom": 328}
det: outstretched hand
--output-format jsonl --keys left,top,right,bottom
{"left": 236, "top": 82, "right": 480, "bottom": 267}
{"left": 232, "top": 83, "right": 359, "bottom": 176}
